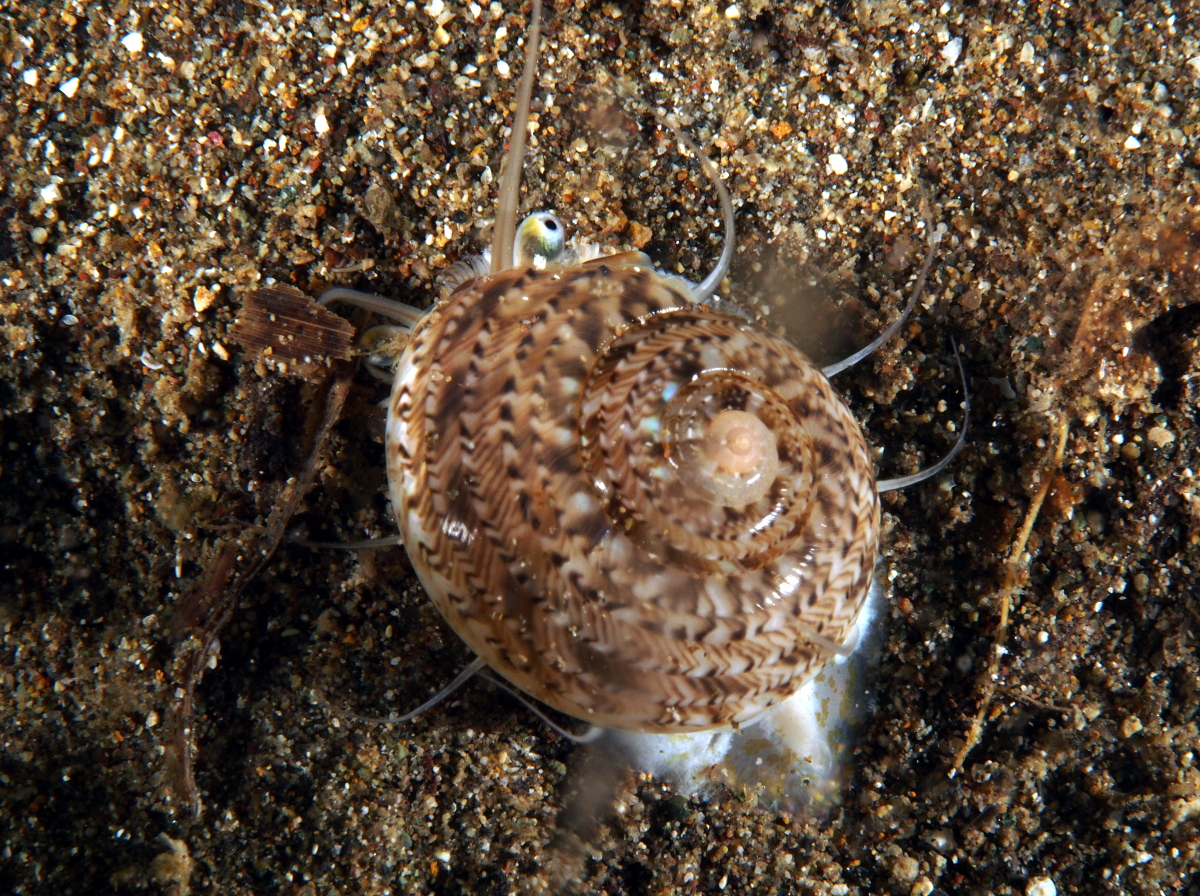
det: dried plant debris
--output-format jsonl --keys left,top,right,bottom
{"left": 165, "top": 367, "right": 354, "bottom": 815}
{"left": 951, "top": 416, "right": 1070, "bottom": 774}
{"left": 1053, "top": 203, "right": 1200, "bottom": 403}
{"left": 109, "top": 834, "right": 193, "bottom": 896}
{"left": 230, "top": 286, "right": 355, "bottom": 376}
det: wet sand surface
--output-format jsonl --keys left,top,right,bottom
{"left": 2, "top": 1, "right": 1199, "bottom": 894}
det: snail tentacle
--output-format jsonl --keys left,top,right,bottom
{"left": 794, "top": 619, "right": 857, "bottom": 658}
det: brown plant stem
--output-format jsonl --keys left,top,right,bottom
{"left": 950, "top": 415, "right": 1070, "bottom": 775}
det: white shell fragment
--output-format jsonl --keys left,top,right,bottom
{"left": 941, "top": 36, "right": 963, "bottom": 65}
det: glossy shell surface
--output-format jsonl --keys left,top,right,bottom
{"left": 386, "top": 254, "right": 880, "bottom": 732}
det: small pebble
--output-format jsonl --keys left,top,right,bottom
{"left": 828, "top": 153, "right": 849, "bottom": 175}
{"left": 193, "top": 285, "right": 218, "bottom": 313}
{"left": 891, "top": 855, "right": 919, "bottom": 882}
{"left": 1026, "top": 877, "right": 1057, "bottom": 896}
{"left": 1147, "top": 426, "right": 1174, "bottom": 447}
{"left": 941, "top": 37, "right": 962, "bottom": 65}
{"left": 59, "top": 76, "right": 79, "bottom": 98}
{"left": 121, "top": 32, "right": 144, "bottom": 54}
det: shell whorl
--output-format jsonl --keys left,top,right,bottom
{"left": 386, "top": 256, "right": 880, "bottom": 732}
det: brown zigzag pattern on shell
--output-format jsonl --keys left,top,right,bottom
{"left": 386, "top": 258, "right": 880, "bottom": 732}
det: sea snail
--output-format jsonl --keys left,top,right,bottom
{"left": 319, "top": 0, "right": 963, "bottom": 739}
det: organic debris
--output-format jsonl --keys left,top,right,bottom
{"left": 230, "top": 286, "right": 356, "bottom": 377}
{"left": 165, "top": 294, "right": 357, "bottom": 813}
{"left": 951, "top": 416, "right": 1069, "bottom": 774}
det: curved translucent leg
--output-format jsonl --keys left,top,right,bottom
{"left": 822, "top": 226, "right": 941, "bottom": 378}
{"left": 313, "top": 656, "right": 487, "bottom": 726}
{"left": 796, "top": 619, "right": 856, "bottom": 658}
{"left": 479, "top": 669, "right": 604, "bottom": 744}
{"left": 318, "top": 287, "right": 423, "bottom": 329}
{"left": 289, "top": 533, "right": 405, "bottom": 550}
{"left": 876, "top": 343, "right": 970, "bottom": 493}
{"left": 652, "top": 115, "right": 737, "bottom": 306}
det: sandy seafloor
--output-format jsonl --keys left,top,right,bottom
{"left": 3, "top": 0, "right": 1200, "bottom": 894}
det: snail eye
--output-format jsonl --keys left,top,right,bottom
{"left": 514, "top": 212, "right": 567, "bottom": 269}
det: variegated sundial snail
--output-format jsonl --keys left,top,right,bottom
{"left": 312, "top": 0, "right": 966, "bottom": 759}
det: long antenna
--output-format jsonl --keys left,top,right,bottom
{"left": 490, "top": 0, "right": 544, "bottom": 273}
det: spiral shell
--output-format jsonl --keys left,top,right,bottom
{"left": 386, "top": 252, "right": 880, "bottom": 733}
